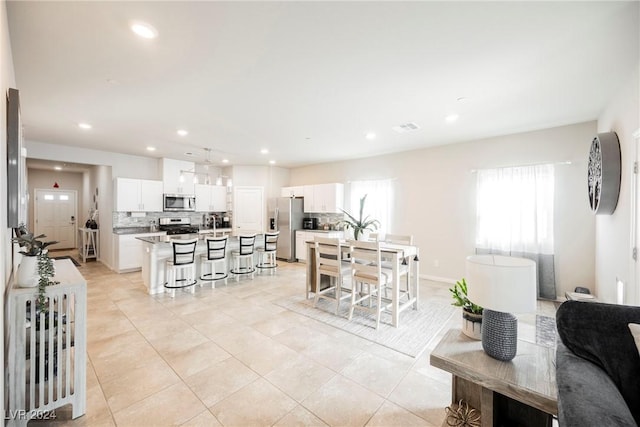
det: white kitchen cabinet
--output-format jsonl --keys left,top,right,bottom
{"left": 302, "top": 183, "right": 344, "bottom": 213}
{"left": 161, "top": 158, "right": 195, "bottom": 194}
{"left": 296, "top": 230, "right": 344, "bottom": 262}
{"left": 195, "top": 184, "right": 227, "bottom": 212}
{"left": 280, "top": 186, "right": 304, "bottom": 198}
{"left": 295, "top": 231, "right": 309, "bottom": 262}
{"left": 303, "top": 186, "right": 316, "bottom": 213}
{"left": 113, "top": 232, "right": 166, "bottom": 272}
{"left": 115, "top": 178, "right": 163, "bottom": 212}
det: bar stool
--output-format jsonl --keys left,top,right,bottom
{"left": 200, "top": 235, "right": 229, "bottom": 287}
{"left": 164, "top": 238, "right": 198, "bottom": 298}
{"left": 256, "top": 231, "right": 279, "bottom": 274}
{"left": 230, "top": 234, "right": 256, "bottom": 281}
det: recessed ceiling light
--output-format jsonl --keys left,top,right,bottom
{"left": 445, "top": 114, "right": 459, "bottom": 123}
{"left": 54, "top": 166, "right": 62, "bottom": 171}
{"left": 260, "top": 148, "right": 269, "bottom": 154}
{"left": 222, "top": 159, "right": 229, "bottom": 164}
{"left": 365, "top": 132, "right": 376, "bottom": 140}
{"left": 78, "top": 123, "right": 92, "bottom": 129}
{"left": 456, "top": 97, "right": 468, "bottom": 103}
{"left": 146, "top": 146, "right": 156, "bottom": 151}
{"left": 185, "top": 152, "right": 194, "bottom": 156}
{"left": 131, "top": 21, "right": 158, "bottom": 39}
{"left": 269, "top": 160, "right": 276, "bottom": 165}
{"left": 177, "top": 129, "right": 188, "bottom": 137}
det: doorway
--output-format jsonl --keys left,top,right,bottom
{"left": 34, "top": 188, "right": 78, "bottom": 250}
{"left": 233, "top": 186, "right": 264, "bottom": 235}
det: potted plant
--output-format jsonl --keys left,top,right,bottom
{"left": 338, "top": 194, "right": 380, "bottom": 240}
{"left": 450, "top": 278, "right": 483, "bottom": 340}
{"left": 12, "top": 225, "right": 59, "bottom": 312}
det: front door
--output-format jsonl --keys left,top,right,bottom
{"left": 233, "top": 186, "right": 264, "bottom": 235}
{"left": 34, "top": 189, "right": 78, "bottom": 250}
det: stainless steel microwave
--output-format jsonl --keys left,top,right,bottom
{"left": 163, "top": 194, "right": 196, "bottom": 212}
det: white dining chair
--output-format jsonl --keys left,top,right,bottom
{"left": 313, "top": 236, "right": 352, "bottom": 314}
{"left": 380, "top": 234, "right": 414, "bottom": 300}
{"left": 348, "top": 239, "right": 392, "bottom": 329}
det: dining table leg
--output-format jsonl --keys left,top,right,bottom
{"left": 391, "top": 253, "right": 401, "bottom": 327}
{"left": 412, "top": 247, "right": 419, "bottom": 310}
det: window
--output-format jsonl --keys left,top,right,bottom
{"left": 475, "top": 164, "right": 554, "bottom": 255}
{"left": 348, "top": 179, "right": 393, "bottom": 232}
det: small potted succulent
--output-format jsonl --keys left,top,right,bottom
{"left": 338, "top": 194, "right": 380, "bottom": 240}
{"left": 450, "top": 278, "right": 483, "bottom": 340}
{"left": 12, "top": 225, "right": 59, "bottom": 312}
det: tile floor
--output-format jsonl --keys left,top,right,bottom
{"left": 33, "top": 249, "right": 556, "bottom": 427}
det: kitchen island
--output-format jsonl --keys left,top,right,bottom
{"left": 138, "top": 232, "right": 254, "bottom": 295}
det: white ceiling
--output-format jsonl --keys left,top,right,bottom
{"left": 7, "top": 1, "right": 639, "bottom": 168}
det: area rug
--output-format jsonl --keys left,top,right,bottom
{"left": 276, "top": 295, "right": 456, "bottom": 358}
{"left": 52, "top": 256, "right": 81, "bottom": 267}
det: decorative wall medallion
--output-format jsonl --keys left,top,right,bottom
{"left": 588, "top": 132, "right": 621, "bottom": 215}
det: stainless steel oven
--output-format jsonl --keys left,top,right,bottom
{"left": 163, "top": 194, "right": 196, "bottom": 212}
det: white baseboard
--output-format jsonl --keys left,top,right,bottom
{"left": 420, "top": 274, "right": 457, "bottom": 285}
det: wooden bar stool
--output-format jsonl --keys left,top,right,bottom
{"left": 256, "top": 231, "right": 279, "bottom": 274}
{"left": 164, "top": 238, "right": 198, "bottom": 297}
{"left": 200, "top": 235, "right": 229, "bottom": 287}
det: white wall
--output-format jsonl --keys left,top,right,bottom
{"left": 25, "top": 139, "right": 160, "bottom": 179}
{"left": 1, "top": 0, "right": 16, "bottom": 417}
{"left": 291, "top": 121, "right": 597, "bottom": 298}
{"left": 595, "top": 63, "right": 640, "bottom": 304}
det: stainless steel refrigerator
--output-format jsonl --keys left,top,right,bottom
{"left": 268, "top": 197, "right": 304, "bottom": 262}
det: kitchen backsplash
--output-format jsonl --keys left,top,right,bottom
{"left": 306, "top": 213, "right": 345, "bottom": 230}
{"left": 113, "top": 211, "right": 229, "bottom": 229}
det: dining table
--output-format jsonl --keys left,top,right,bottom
{"left": 305, "top": 239, "right": 420, "bottom": 328}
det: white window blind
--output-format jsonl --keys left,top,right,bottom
{"left": 348, "top": 179, "right": 393, "bottom": 233}
{"left": 475, "top": 164, "right": 555, "bottom": 255}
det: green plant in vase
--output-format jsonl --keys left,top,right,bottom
{"left": 450, "top": 278, "right": 483, "bottom": 340}
{"left": 338, "top": 194, "right": 380, "bottom": 240}
{"left": 12, "top": 224, "right": 59, "bottom": 313}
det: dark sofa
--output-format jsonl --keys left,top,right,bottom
{"left": 556, "top": 301, "right": 640, "bottom": 427}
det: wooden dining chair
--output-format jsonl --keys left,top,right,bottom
{"left": 380, "top": 234, "right": 414, "bottom": 300}
{"left": 348, "top": 239, "right": 392, "bottom": 329}
{"left": 313, "top": 237, "right": 351, "bottom": 314}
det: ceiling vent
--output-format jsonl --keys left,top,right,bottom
{"left": 392, "top": 122, "right": 420, "bottom": 133}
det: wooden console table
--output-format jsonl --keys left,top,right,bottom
{"left": 78, "top": 227, "right": 99, "bottom": 262}
{"left": 430, "top": 329, "right": 557, "bottom": 427}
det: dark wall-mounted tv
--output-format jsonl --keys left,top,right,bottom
{"left": 7, "top": 87, "right": 21, "bottom": 228}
